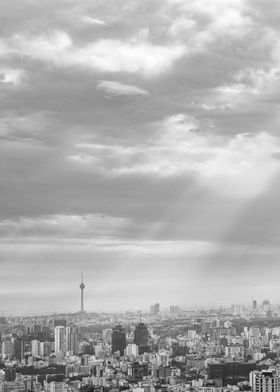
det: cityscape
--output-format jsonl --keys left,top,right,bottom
{"left": 0, "top": 277, "right": 279, "bottom": 392}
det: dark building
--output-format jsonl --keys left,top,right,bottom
{"left": 54, "top": 319, "right": 67, "bottom": 328}
{"left": 5, "top": 368, "right": 16, "bottom": 382}
{"left": 134, "top": 322, "right": 149, "bottom": 354}
{"left": 33, "top": 324, "right": 42, "bottom": 338}
{"left": 132, "top": 363, "right": 149, "bottom": 379}
{"left": 157, "top": 366, "right": 171, "bottom": 380}
{"left": 112, "top": 325, "right": 126, "bottom": 356}
{"left": 13, "top": 338, "right": 24, "bottom": 361}
{"left": 208, "top": 362, "right": 257, "bottom": 385}
{"left": 171, "top": 345, "right": 188, "bottom": 357}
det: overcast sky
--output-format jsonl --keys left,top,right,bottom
{"left": 1, "top": 0, "right": 280, "bottom": 314}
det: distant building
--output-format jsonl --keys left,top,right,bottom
{"left": 170, "top": 305, "right": 180, "bottom": 313}
{"left": 250, "top": 369, "right": 280, "bottom": 392}
{"left": 112, "top": 325, "right": 126, "bottom": 356}
{"left": 150, "top": 303, "right": 160, "bottom": 315}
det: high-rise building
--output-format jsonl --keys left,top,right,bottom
{"left": 134, "top": 322, "right": 149, "bottom": 354}
{"left": 13, "top": 338, "right": 24, "bottom": 361}
{"left": 66, "top": 325, "right": 78, "bottom": 355}
{"left": 2, "top": 341, "right": 14, "bottom": 359}
{"left": 150, "top": 303, "right": 160, "bottom": 315}
{"left": 250, "top": 369, "right": 280, "bottom": 392}
{"left": 170, "top": 305, "right": 180, "bottom": 313}
{"left": 31, "top": 340, "right": 40, "bottom": 357}
{"left": 40, "top": 341, "right": 52, "bottom": 357}
{"left": 54, "top": 326, "right": 66, "bottom": 356}
{"left": 253, "top": 300, "right": 257, "bottom": 311}
{"left": 111, "top": 325, "right": 126, "bottom": 356}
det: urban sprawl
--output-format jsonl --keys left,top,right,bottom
{"left": 0, "top": 281, "right": 279, "bottom": 392}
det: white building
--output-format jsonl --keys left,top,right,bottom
{"left": 1, "top": 341, "right": 14, "bottom": 359}
{"left": 54, "top": 326, "right": 66, "bottom": 357}
{"left": 225, "top": 344, "right": 244, "bottom": 359}
{"left": 250, "top": 369, "right": 280, "bottom": 392}
{"left": 31, "top": 340, "right": 40, "bottom": 357}
{"left": 125, "top": 344, "right": 139, "bottom": 357}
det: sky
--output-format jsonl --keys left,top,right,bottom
{"left": 1, "top": 0, "right": 280, "bottom": 314}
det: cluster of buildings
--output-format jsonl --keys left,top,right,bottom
{"left": 0, "top": 281, "right": 280, "bottom": 392}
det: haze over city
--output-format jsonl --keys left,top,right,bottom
{"left": 1, "top": 0, "right": 280, "bottom": 313}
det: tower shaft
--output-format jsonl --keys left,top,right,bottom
{"left": 79, "top": 273, "right": 85, "bottom": 313}
{"left": 81, "top": 288, "right": 84, "bottom": 312}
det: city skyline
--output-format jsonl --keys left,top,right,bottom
{"left": 1, "top": 0, "right": 280, "bottom": 312}
{"left": 0, "top": 270, "right": 276, "bottom": 315}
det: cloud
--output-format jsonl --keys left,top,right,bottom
{"left": 0, "top": 214, "right": 128, "bottom": 239}
{"left": 0, "top": 68, "right": 22, "bottom": 84}
{"left": 191, "top": 102, "right": 233, "bottom": 111}
{"left": 96, "top": 80, "right": 149, "bottom": 97}
{"left": 1, "top": 0, "right": 280, "bottom": 310}
{"left": 81, "top": 16, "right": 106, "bottom": 26}
{"left": 70, "top": 113, "right": 280, "bottom": 198}
{"left": 216, "top": 67, "right": 280, "bottom": 100}
{"left": 166, "top": 0, "right": 252, "bottom": 50}
{"left": 0, "top": 31, "right": 185, "bottom": 76}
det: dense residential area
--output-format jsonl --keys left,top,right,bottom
{"left": 0, "top": 301, "right": 280, "bottom": 392}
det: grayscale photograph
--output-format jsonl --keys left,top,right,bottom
{"left": 0, "top": 0, "right": 280, "bottom": 391}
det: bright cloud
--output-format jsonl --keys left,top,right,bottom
{"left": 0, "top": 31, "right": 185, "bottom": 76}
{"left": 70, "top": 114, "right": 280, "bottom": 198}
{"left": 81, "top": 16, "right": 105, "bottom": 26}
{"left": 0, "top": 68, "right": 22, "bottom": 84}
{"left": 96, "top": 80, "right": 149, "bottom": 97}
